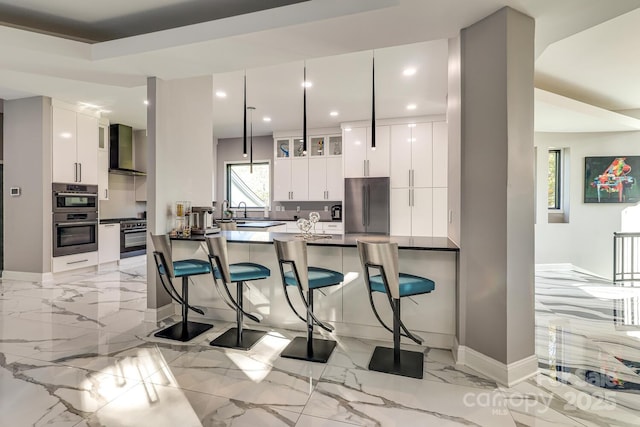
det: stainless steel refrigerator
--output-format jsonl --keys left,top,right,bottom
{"left": 344, "top": 177, "right": 390, "bottom": 234}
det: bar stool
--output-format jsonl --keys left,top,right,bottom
{"left": 150, "top": 234, "right": 213, "bottom": 342}
{"left": 205, "top": 235, "right": 271, "bottom": 350}
{"left": 273, "top": 238, "right": 344, "bottom": 363}
{"left": 357, "top": 240, "right": 435, "bottom": 379}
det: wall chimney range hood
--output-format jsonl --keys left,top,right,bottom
{"left": 109, "top": 124, "right": 146, "bottom": 176}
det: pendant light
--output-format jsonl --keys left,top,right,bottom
{"left": 248, "top": 106, "right": 255, "bottom": 173}
{"left": 371, "top": 53, "right": 376, "bottom": 150}
{"left": 243, "top": 71, "right": 248, "bottom": 158}
{"left": 303, "top": 63, "right": 307, "bottom": 155}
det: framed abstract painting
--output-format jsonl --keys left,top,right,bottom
{"left": 584, "top": 156, "right": 640, "bottom": 203}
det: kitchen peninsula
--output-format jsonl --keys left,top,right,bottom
{"left": 169, "top": 231, "right": 459, "bottom": 349}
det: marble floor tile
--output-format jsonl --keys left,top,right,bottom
{"left": 0, "top": 354, "right": 136, "bottom": 426}
{"left": 4, "top": 261, "right": 640, "bottom": 426}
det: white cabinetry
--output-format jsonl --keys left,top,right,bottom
{"left": 52, "top": 104, "right": 98, "bottom": 185}
{"left": 98, "top": 223, "right": 120, "bottom": 264}
{"left": 308, "top": 135, "right": 343, "bottom": 201}
{"left": 98, "top": 121, "right": 109, "bottom": 200}
{"left": 52, "top": 252, "right": 98, "bottom": 273}
{"left": 274, "top": 133, "right": 342, "bottom": 201}
{"left": 343, "top": 125, "right": 390, "bottom": 178}
{"left": 273, "top": 155, "right": 309, "bottom": 201}
{"left": 390, "top": 121, "right": 448, "bottom": 237}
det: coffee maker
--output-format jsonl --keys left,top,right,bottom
{"left": 331, "top": 204, "right": 342, "bottom": 221}
{"left": 190, "top": 206, "right": 216, "bottom": 234}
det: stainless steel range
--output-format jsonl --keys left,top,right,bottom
{"left": 120, "top": 219, "right": 147, "bottom": 258}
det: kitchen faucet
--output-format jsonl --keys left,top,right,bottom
{"left": 237, "top": 201, "right": 247, "bottom": 218}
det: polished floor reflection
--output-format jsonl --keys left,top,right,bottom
{"left": 1, "top": 261, "right": 640, "bottom": 426}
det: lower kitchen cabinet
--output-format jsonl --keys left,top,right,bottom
{"left": 391, "top": 188, "right": 433, "bottom": 237}
{"left": 52, "top": 252, "right": 98, "bottom": 273}
{"left": 390, "top": 188, "right": 447, "bottom": 237}
{"left": 98, "top": 223, "right": 120, "bottom": 264}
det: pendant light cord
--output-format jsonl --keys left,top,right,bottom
{"left": 372, "top": 53, "right": 376, "bottom": 150}
{"left": 243, "top": 71, "right": 247, "bottom": 157}
{"left": 303, "top": 63, "right": 307, "bottom": 155}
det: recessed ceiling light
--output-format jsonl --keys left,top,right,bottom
{"left": 263, "top": 116, "right": 272, "bottom": 122}
{"left": 302, "top": 81, "right": 313, "bottom": 88}
{"left": 355, "top": 140, "right": 362, "bottom": 145}
{"left": 406, "top": 103, "right": 417, "bottom": 110}
{"left": 403, "top": 67, "right": 417, "bottom": 76}
{"left": 144, "top": 100, "right": 149, "bottom": 105}
{"left": 408, "top": 123, "right": 416, "bottom": 128}
{"left": 330, "top": 111, "right": 339, "bottom": 117}
{"left": 408, "top": 138, "right": 416, "bottom": 142}
{"left": 215, "top": 90, "right": 227, "bottom": 98}
{"left": 344, "top": 127, "right": 352, "bottom": 132}
{"left": 60, "top": 132, "right": 72, "bottom": 139}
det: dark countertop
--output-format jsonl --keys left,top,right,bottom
{"left": 224, "top": 218, "right": 341, "bottom": 223}
{"left": 235, "top": 221, "right": 286, "bottom": 228}
{"left": 100, "top": 217, "right": 144, "bottom": 224}
{"left": 172, "top": 230, "right": 459, "bottom": 251}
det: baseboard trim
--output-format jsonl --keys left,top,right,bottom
{"left": 455, "top": 343, "right": 538, "bottom": 387}
{"left": 535, "top": 263, "right": 606, "bottom": 280}
{"left": 144, "top": 304, "right": 175, "bottom": 323}
{"left": 2, "top": 271, "right": 54, "bottom": 282}
{"left": 535, "top": 263, "right": 574, "bottom": 272}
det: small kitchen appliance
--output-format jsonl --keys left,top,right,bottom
{"left": 191, "top": 206, "right": 218, "bottom": 234}
{"left": 331, "top": 204, "right": 342, "bottom": 221}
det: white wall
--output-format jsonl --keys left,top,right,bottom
{"left": 535, "top": 131, "right": 640, "bottom": 278}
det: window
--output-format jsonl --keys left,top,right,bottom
{"left": 226, "top": 162, "right": 270, "bottom": 208}
{"left": 548, "top": 149, "right": 561, "bottom": 210}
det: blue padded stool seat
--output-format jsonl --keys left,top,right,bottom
{"left": 283, "top": 266, "right": 344, "bottom": 289}
{"left": 213, "top": 262, "right": 270, "bottom": 282}
{"left": 369, "top": 273, "right": 435, "bottom": 297}
{"left": 159, "top": 259, "right": 211, "bottom": 277}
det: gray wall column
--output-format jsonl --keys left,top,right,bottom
{"left": 146, "top": 75, "right": 214, "bottom": 313}
{"left": 459, "top": 7, "right": 535, "bottom": 365}
{"left": 3, "top": 97, "right": 52, "bottom": 274}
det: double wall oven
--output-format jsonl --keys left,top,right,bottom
{"left": 52, "top": 183, "right": 99, "bottom": 257}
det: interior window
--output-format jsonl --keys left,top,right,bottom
{"left": 226, "top": 162, "right": 270, "bottom": 208}
{"left": 548, "top": 149, "right": 561, "bottom": 210}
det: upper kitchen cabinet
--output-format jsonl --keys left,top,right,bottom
{"left": 273, "top": 133, "right": 341, "bottom": 201}
{"left": 308, "top": 134, "right": 343, "bottom": 200}
{"left": 390, "top": 122, "right": 433, "bottom": 188}
{"left": 97, "top": 120, "right": 109, "bottom": 200}
{"left": 52, "top": 102, "right": 98, "bottom": 185}
{"left": 343, "top": 125, "right": 389, "bottom": 178}
{"left": 274, "top": 136, "right": 308, "bottom": 201}
{"left": 309, "top": 135, "right": 342, "bottom": 157}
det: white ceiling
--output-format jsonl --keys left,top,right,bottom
{"left": 1, "top": 0, "right": 640, "bottom": 136}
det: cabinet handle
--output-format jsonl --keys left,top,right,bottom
{"left": 366, "top": 159, "right": 370, "bottom": 176}
{"left": 67, "top": 259, "right": 88, "bottom": 265}
{"left": 411, "top": 169, "right": 415, "bottom": 186}
{"left": 79, "top": 163, "right": 82, "bottom": 182}
{"left": 105, "top": 189, "right": 108, "bottom": 199}
{"left": 74, "top": 162, "right": 78, "bottom": 182}
{"left": 409, "top": 170, "right": 412, "bottom": 187}
{"left": 363, "top": 160, "right": 366, "bottom": 176}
